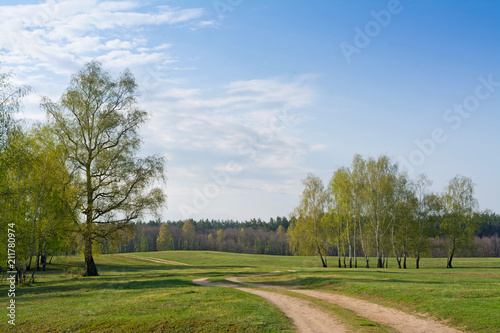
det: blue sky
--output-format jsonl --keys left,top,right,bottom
{"left": 1, "top": 0, "right": 499, "bottom": 221}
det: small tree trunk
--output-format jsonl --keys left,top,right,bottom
{"left": 42, "top": 254, "right": 48, "bottom": 271}
{"left": 337, "top": 241, "right": 341, "bottom": 268}
{"left": 403, "top": 253, "right": 407, "bottom": 269}
{"left": 319, "top": 253, "right": 327, "bottom": 268}
{"left": 348, "top": 234, "right": 352, "bottom": 269}
{"left": 392, "top": 225, "right": 400, "bottom": 268}
{"left": 447, "top": 249, "right": 454, "bottom": 268}
{"left": 353, "top": 223, "right": 357, "bottom": 268}
{"left": 416, "top": 239, "right": 422, "bottom": 269}
{"left": 377, "top": 256, "right": 383, "bottom": 268}
{"left": 35, "top": 253, "right": 40, "bottom": 271}
{"left": 15, "top": 267, "right": 20, "bottom": 284}
{"left": 84, "top": 251, "right": 99, "bottom": 276}
{"left": 84, "top": 228, "right": 98, "bottom": 276}
{"left": 29, "top": 269, "right": 36, "bottom": 284}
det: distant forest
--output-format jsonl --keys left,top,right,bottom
{"left": 94, "top": 212, "right": 500, "bottom": 258}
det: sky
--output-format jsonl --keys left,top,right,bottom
{"left": 1, "top": 0, "right": 499, "bottom": 221}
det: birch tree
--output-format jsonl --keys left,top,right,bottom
{"left": 328, "top": 167, "right": 355, "bottom": 268}
{"left": 156, "top": 223, "right": 174, "bottom": 251}
{"left": 351, "top": 154, "right": 369, "bottom": 268}
{"left": 441, "top": 175, "right": 478, "bottom": 268}
{"left": 0, "top": 61, "right": 31, "bottom": 149}
{"left": 391, "top": 172, "right": 417, "bottom": 269}
{"left": 365, "top": 155, "right": 397, "bottom": 268}
{"left": 43, "top": 61, "right": 166, "bottom": 276}
{"left": 288, "top": 173, "right": 329, "bottom": 267}
{"left": 0, "top": 125, "right": 75, "bottom": 283}
{"left": 413, "top": 174, "right": 433, "bottom": 269}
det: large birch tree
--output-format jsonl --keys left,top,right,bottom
{"left": 43, "top": 61, "right": 166, "bottom": 276}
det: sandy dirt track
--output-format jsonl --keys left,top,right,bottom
{"left": 123, "top": 255, "right": 460, "bottom": 332}
{"left": 227, "top": 276, "right": 461, "bottom": 333}
{"left": 120, "top": 254, "right": 189, "bottom": 266}
{"left": 193, "top": 277, "right": 347, "bottom": 333}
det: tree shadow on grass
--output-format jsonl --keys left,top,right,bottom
{"left": 16, "top": 277, "right": 197, "bottom": 298}
{"left": 12, "top": 265, "right": 267, "bottom": 298}
{"left": 242, "top": 276, "right": 335, "bottom": 288}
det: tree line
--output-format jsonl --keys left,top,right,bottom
{"left": 288, "top": 154, "right": 496, "bottom": 268}
{"left": 91, "top": 213, "right": 498, "bottom": 259}
{"left": 94, "top": 218, "right": 291, "bottom": 256}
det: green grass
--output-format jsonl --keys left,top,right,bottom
{"left": 242, "top": 256, "right": 500, "bottom": 333}
{"left": 1, "top": 252, "right": 499, "bottom": 332}
{"left": 1, "top": 252, "right": 295, "bottom": 332}
{"left": 271, "top": 289, "right": 398, "bottom": 333}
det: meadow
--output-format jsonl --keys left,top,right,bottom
{"left": 1, "top": 251, "right": 499, "bottom": 332}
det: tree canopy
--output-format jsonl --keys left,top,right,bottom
{"left": 42, "top": 61, "right": 166, "bottom": 276}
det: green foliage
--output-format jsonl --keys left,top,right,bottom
{"left": 327, "top": 167, "right": 355, "bottom": 267}
{"left": 288, "top": 173, "right": 329, "bottom": 266}
{"left": 476, "top": 210, "right": 500, "bottom": 237}
{"left": 441, "top": 175, "right": 478, "bottom": 268}
{"left": 42, "top": 61, "right": 166, "bottom": 276}
{"left": 289, "top": 154, "right": 482, "bottom": 269}
{"left": 0, "top": 124, "right": 76, "bottom": 282}
{"left": 156, "top": 223, "right": 174, "bottom": 251}
{"left": 0, "top": 61, "right": 31, "bottom": 149}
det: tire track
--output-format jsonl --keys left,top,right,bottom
{"left": 228, "top": 276, "right": 461, "bottom": 333}
{"left": 193, "top": 277, "right": 347, "bottom": 333}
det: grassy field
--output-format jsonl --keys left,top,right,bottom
{"left": 1, "top": 252, "right": 499, "bottom": 332}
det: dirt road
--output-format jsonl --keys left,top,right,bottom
{"left": 193, "top": 277, "right": 347, "bottom": 333}
{"left": 291, "top": 289, "right": 459, "bottom": 333}
{"left": 226, "top": 275, "right": 461, "bottom": 333}
{"left": 123, "top": 255, "right": 460, "bottom": 332}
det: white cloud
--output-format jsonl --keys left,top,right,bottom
{"left": 0, "top": 1, "right": 318, "bottom": 220}
{"left": 310, "top": 144, "right": 328, "bottom": 151}
{"left": 140, "top": 76, "right": 316, "bottom": 217}
{"left": 0, "top": 1, "right": 210, "bottom": 78}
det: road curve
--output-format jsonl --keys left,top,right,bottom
{"left": 228, "top": 276, "right": 461, "bottom": 333}
{"left": 193, "top": 277, "right": 347, "bottom": 333}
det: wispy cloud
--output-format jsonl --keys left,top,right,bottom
{"left": 1, "top": 0, "right": 320, "bottom": 220}
{"left": 141, "top": 76, "right": 316, "bottom": 201}
{"left": 0, "top": 0, "right": 209, "bottom": 76}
